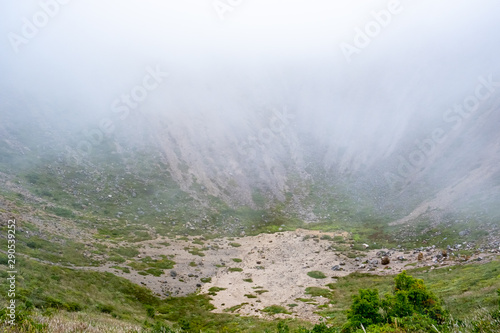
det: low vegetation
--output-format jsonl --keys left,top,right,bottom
{"left": 1, "top": 248, "right": 500, "bottom": 332}
{"left": 228, "top": 267, "right": 243, "bottom": 272}
{"left": 261, "top": 305, "right": 291, "bottom": 315}
{"left": 307, "top": 271, "right": 327, "bottom": 279}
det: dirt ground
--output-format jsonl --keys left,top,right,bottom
{"left": 83, "top": 229, "right": 496, "bottom": 322}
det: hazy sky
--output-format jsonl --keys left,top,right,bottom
{"left": 1, "top": 0, "right": 499, "bottom": 159}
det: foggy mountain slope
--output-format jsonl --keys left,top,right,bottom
{"left": 1, "top": 0, "right": 500, "bottom": 233}
{"left": 384, "top": 93, "right": 500, "bottom": 224}
{"left": 1, "top": 83, "right": 499, "bottom": 229}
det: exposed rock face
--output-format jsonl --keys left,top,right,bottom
{"left": 1, "top": 89, "right": 500, "bottom": 224}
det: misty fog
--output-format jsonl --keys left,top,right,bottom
{"left": 1, "top": 0, "right": 500, "bottom": 219}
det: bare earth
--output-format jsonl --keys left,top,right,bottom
{"left": 83, "top": 229, "right": 496, "bottom": 322}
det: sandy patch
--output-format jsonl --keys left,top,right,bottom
{"left": 82, "top": 229, "right": 495, "bottom": 322}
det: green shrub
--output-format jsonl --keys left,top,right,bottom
{"left": 343, "top": 288, "right": 383, "bottom": 332}
{"left": 277, "top": 321, "right": 291, "bottom": 333}
{"left": 146, "top": 305, "right": 155, "bottom": 318}
{"left": 382, "top": 271, "right": 447, "bottom": 323}
{"left": 96, "top": 303, "right": 114, "bottom": 314}
{"left": 26, "top": 241, "right": 39, "bottom": 249}
{"left": 64, "top": 301, "right": 83, "bottom": 312}
{"left": 306, "top": 322, "right": 338, "bottom": 332}
{"left": 343, "top": 271, "right": 448, "bottom": 332}
{"left": 228, "top": 267, "right": 243, "bottom": 272}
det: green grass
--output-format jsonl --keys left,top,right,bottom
{"left": 0, "top": 257, "right": 158, "bottom": 321}
{"left": 208, "top": 287, "right": 226, "bottom": 296}
{"left": 244, "top": 294, "right": 257, "bottom": 299}
{"left": 295, "top": 298, "right": 317, "bottom": 304}
{"left": 15, "top": 138, "right": 498, "bottom": 247}
{"left": 228, "top": 267, "right": 243, "bottom": 272}
{"left": 141, "top": 256, "right": 175, "bottom": 269}
{"left": 145, "top": 268, "right": 164, "bottom": 277}
{"left": 305, "top": 287, "right": 333, "bottom": 299}
{"left": 0, "top": 255, "right": 313, "bottom": 332}
{"left": 46, "top": 206, "right": 75, "bottom": 218}
{"left": 243, "top": 278, "right": 253, "bottom": 283}
{"left": 224, "top": 303, "right": 248, "bottom": 313}
{"left": 127, "top": 256, "right": 175, "bottom": 272}
{"left": 192, "top": 239, "right": 205, "bottom": 246}
{"left": 108, "top": 255, "right": 126, "bottom": 263}
{"left": 111, "top": 266, "right": 131, "bottom": 273}
{"left": 325, "top": 283, "right": 336, "bottom": 290}
{"left": 1, "top": 146, "right": 499, "bottom": 332}
{"left": 229, "top": 242, "right": 242, "bottom": 247}
{"left": 311, "top": 260, "right": 500, "bottom": 326}
{"left": 261, "top": 305, "right": 291, "bottom": 315}
{"left": 307, "top": 271, "right": 327, "bottom": 279}
{"left": 11, "top": 232, "right": 98, "bottom": 267}
{"left": 184, "top": 247, "right": 206, "bottom": 257}
{"left": 231, "top": 258, "right": 243, "bottom": 263}
{"left": 112, "top": 246, "right": 140, "bottom": 258}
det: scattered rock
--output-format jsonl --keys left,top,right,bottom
{"left": 459, "top": 230, "right": 470, "bottom": 237}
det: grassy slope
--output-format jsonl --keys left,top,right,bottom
{"left": 1, "top": 134, "right": 500, "bottom": 331}
{"left": 0, "top": 255, "right": 499, "bottom": 332}
{"left": 0, "top": 256, "right": 313, "bottom": 332}
{"left": 316, "top": 260, "right": 500, "bottom": 327}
